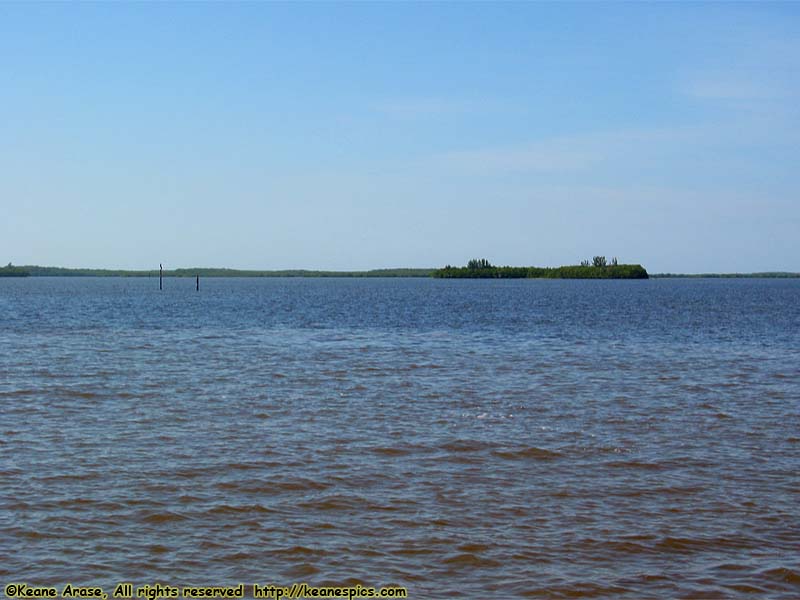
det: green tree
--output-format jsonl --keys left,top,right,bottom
{"left": 467, "top": 258, "right": 492, "bottom": 269}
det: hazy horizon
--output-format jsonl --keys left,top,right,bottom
{"left": 7, "top": 261, "right": 800, "bottom": 276}
{"left": 2, "top": 3, "right": 799, "bottom": 273}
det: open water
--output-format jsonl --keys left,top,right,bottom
{"left": 1, "top": 277, "right": 799, "bottom": 598}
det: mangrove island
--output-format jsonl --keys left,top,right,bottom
{"left": 0, "top": 263, "right": 30, "bottom": 277}
{"left": 433, "top": 257, "right": 649, "bottom": 279}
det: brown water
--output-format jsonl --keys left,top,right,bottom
{"left": 1, "top": 277, "right": 799, "bottom": 598}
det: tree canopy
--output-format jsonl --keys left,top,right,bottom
{"left": 433, "top": 258, "right": 648, "bottom": 279}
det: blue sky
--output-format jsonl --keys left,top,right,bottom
{"left": 2, "top": 2, "right": 798, "bottom": 272}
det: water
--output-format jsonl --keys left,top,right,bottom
{"left": 1, "top": 277, "right": 799, "bottom": 598}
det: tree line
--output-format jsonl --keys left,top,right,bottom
{"left": 433, "top": 258, "right": 648, "bottom": 279}
{"left": 0, "top": 263, "right": 30, "bottom": 277}
{"left": 4, "top": 265, "right": 435, "bottom": 278}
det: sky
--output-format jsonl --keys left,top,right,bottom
{"left": 1, "top": 2, "right": 799, "bottom": 272}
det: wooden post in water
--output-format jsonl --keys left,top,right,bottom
{"left": 159, "top": 264, "right": 163, "bottom": 290}
{"left": 196, "top": 275, "right": 199, "bottom": 291}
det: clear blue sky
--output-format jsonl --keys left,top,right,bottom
{"left": 2, "top": 2, "right": 798, "bottom": 272}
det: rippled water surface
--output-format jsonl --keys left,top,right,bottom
{"left": 1, "top": 277, "right": 799, "bottom": 598}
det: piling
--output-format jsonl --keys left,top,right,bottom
{"left": 160, "top": 264, "right": 163, "bottom": 290}
{"left": 196, "top": 275, "right": 199, "bottom": 291}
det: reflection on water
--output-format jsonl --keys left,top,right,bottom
{"left": 1, "top": 277, "right": 799, "bottom": 598}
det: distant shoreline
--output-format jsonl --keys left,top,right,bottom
{"left": 2, "top": 265, "right": 798, "bottom": 278}
{"left": 5, "top": 266, "right": 435, "bottom": 278}
{"left": 650, "top": 272, "right": 800, "bottom": 278}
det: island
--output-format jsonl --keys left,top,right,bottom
{"left": 0, "top": 263, "right": 30, "bottom": 277}
{"left": 433, "top": 257, "right": 649, "bottom": 279}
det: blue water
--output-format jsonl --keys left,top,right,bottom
{"left": 1, "top": 277, "right": 799, "bottom": 598}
